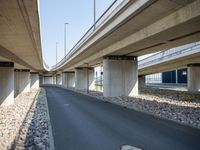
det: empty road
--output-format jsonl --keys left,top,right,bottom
{"left": 44, "top": 85, "right": 200, "bottom": 150}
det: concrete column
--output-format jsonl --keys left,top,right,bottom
{"left": 139, "top": 75, "right": 145, "bottom": 88}
{"left": 44, "top": 76, "right": 53, "bottom": 84}
{"left": 75, "top": 67, "right": 94, "bottom": 91}
{"left": 187, "top": 64, "right": 200, "bottom": 92}
{"left": 53, "top": 75, "right": 56, "bottom": 84}
{"left": 39, "top": 75, "right": 43, "bottom": 86}
{"left": 56, "top": 74, "right": 62, "bottom": 85}
{"left": 62, "top": 72, "right": 67, "bottom": 87}
{"left": 14, "top": 69, "right": 30, "bottom": 97}
{"left": 67, "top": 72, "right": 75, "bottom": 88}
{"left": 103, "top": 56, "right": 138, "bottom": 97}
{"left": 30, "top": 72, "right": 39, "bottom": 89}
{"left": 62, "top": 71, "right": 75, "bottom": 88}
{"left": 0, "top": 62, "right": 14, "bottom": 106}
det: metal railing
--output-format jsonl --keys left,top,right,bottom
{"left": 45, "top": 0, "right": 129, "bottom": 71}
{"left": 139, "top": 42, "right": 200, "bottom": 69}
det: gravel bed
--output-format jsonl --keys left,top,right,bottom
{"left": 67, "top": 87, "right": 200, "bottom": 130}
{"left": 0, "top": 88, "right": 51, "bottom": 150}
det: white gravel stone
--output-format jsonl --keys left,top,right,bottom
{"left": 0, "top": 88, "right": 51, "bottom": 150}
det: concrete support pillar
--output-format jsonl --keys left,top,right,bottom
{"left": 62, "top": 72, "right": 75, "bottom": 88}
{"left": 30, "top": 72, "right": 39, "bottom": 89}
{"left": 44, "top": 76, "right": 53, "bottom": 84}
{"left": 62, "top": 72, "right": 67, "bottom": 87}
{"left": 139, "top": 75, "right": 145, "bottom": 88}
{"left": 75, "top": 67, "right": 94, "bottom": 91}
{"left": 187, "top": 64, "right": 200, "bottom": 92}
{"left": 103, "top": 56, "right": 138, "bottom": 97}
{"left": 56, "top": 74, "right": 62, "bottom": 85}
{"left": 0, "top": 62, "right": 14, "bottom": 106}
{"left": 14, "top": 69, "right": 30, "bottom": 97}
{"left": 39, "top": 75, "right": 43, "bottom": 86}
{"left": 53, "top": 75, "right": 56, "bottom": 84}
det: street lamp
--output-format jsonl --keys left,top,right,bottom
{"left": 93, "top": 0, "right": 96, "bottom": 30}
{"left": 64, "top": 23, "right": 69, "bottom": 56}
{"left": 56, "top": 42, "right": 59, "bottom": 67}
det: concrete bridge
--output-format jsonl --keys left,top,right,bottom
{"left": 138, "top": 42, "right": 200, "bottom": 90}
{"left": 1, "top": 0, "right": 200, "bottom": 106}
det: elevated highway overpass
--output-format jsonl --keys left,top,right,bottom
{"left": 0, "top": 0, "right": 44, "bottom": 105}
{"left": 138, "top": 42, "right": 200, "bottom": 76}
{"left": 47, "top": 0, "right": 200, "bottom": 97}
{"left": 1, "top": 0, "right": 200, "bottom": 106}
{"left": 137, "top": 42, "right": 200, "bottom": 91}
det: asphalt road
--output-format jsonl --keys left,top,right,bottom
{"left": 44, "top": 85, "right": 200, "bottom": 150}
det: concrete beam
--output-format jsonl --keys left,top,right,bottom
{"left": 103, "top": 56, "right": 138, "bottom": 97}
{"left": 187, "top": 64, "right": 200, "bottom": 92}
{"left": 57, "top": 0, "right": 200, "bottom": 71}
{"left": 0, "top": 62, "right": 14, "bottom": 106}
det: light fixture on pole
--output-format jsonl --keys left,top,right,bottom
{"left": 93, "top": 0, "right": 96, "bottom": 30}
{"left": 56, "top": 42, "right": 59, "bottom": 67}
{"left": 64, "top": 23, "right": 69, "bottom": 56}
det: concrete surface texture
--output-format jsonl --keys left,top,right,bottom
{"left": 66, "top": 73, "right": 75, "bottom": 88}
{"left": 0, "top": 62, "right": 14, "bottom": 106}
{"left": 62, "top": 72, "right": 75, "bottom": 88}
{"left": 39, "top": 75, "right": 43, "bottom": 86}
{"left": 103, "top": 56, "right": 138, "bottom": 97}
{"left": 56, "top": 74, "right": 62, "bottom": 85}
{"left": 75, "top": 68, "right": 94, "bottom": 90}
{"left": 14, "top": 70, "right": 30, "bottom": 97}
{"left": 61, "top": 73, "right": 67, "bottom": 87}
{"left": 44, "top": 76, "right": 53, "bottom": 84}
{"left": 44, "top": 85, "right": 200, "bottom": 150}
{"left": 187, "top": 64, "right": 200, "bottom": 92}
{"left": 30, "top": 73, "right": 39, "bottom": 89}
{"left": 0, "top": 0, "right": 43, "bottom": 71}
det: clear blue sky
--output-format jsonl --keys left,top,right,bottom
{"left": 39, "top": 0, "right": 115, "bottom": 67}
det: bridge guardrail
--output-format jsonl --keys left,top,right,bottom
{"left": 139, "top": 42, "right": 200, "bottom": 69}
{"left": 46, "top": 0, "right": 130, "bottom": 71}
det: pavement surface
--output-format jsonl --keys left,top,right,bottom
{"left": 44, "top": 85, "right": 200, "bottom": 150}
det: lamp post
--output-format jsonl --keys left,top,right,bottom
{"left": 64, "top": 23, "right": 69, "bottom": 56}
{"left": 56, "top": 42, "right": 59, "bottom": 67}
{"left": 93, "top": 0, "right": 96, "bottom": 30}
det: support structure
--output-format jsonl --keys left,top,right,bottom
{"left": 62, "top": 71, "right": 75, "bottom": 88}
{"left": 44, "top": 76, "right": 53, "bottom": 84}
{"left": 53, "top": 75, "right": 56, "bottom": 84}
{"left": 14, "top": 69, "right": 30, "bottom": 97}
{"left": 187, "top": 64, "right": 200, "bottom": 92}
{"left": 103, "top": 56, "right": 138, "bottom": 97}
{"left": 39, "top": 75, "right": 43, "bottom": 86}
{"left": 56, "top": 74, "right": 62, "bottom": 85}
{"left": 0, "top": 62, "right": 14, "bottom": 106}
{"left": 75, "top": 67, "right": 94, "bottom": 91}
{"left": 30, "top": 72, "right": 39, "bottom": 89}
